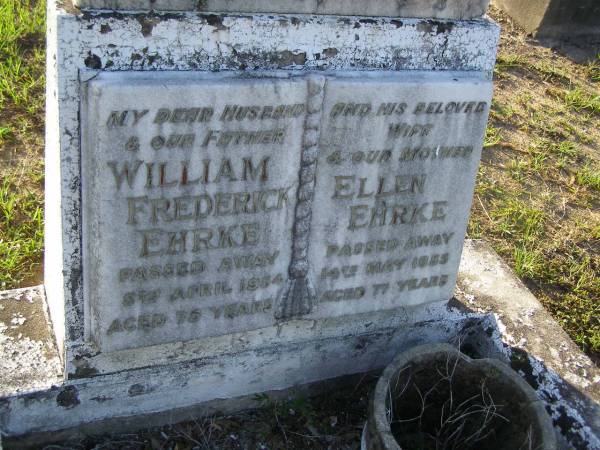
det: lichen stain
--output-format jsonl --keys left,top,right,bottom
{"left": 56, "top": 386, "right": 80, "bottom": 409}
{"left": 205, "top": 14, "right": 228, "bottom": 32}
{"left": 73, "top": 363, "right": 99, "bottom": 378}
{"left": 510, "top": 348, "right": 539, "bottom": 390}
{"left": 90, "top": 395, "right": 113, "bottom": 403}
{"left": 128, "top": 383, "right": 145, "bottom": 396}
{"left": 84, "top": 52, "right": 101, "bottom": 70}
{"left": 276, "top": 50, "right": 306, "bottom": 66}
{"left": 322, "top": 48, "right": 338, "bottom": 58}
{"left": 554, "top": 405, "right": 587, "bottom": 450}
{"left": 136, "top": 16, "right": 157, "bottom": 37}
{"left": 417, "top": 20, "right": 454, "bottom": 35}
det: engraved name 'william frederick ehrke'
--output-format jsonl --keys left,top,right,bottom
{"left": 82, "top": 73, "right": 307, "bottom": 352}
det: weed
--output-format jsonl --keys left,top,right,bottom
{"left": 563, "top": 88, "right": 600, "bottom": 115}
{"left": 576, "top": 165, "right": 600, "bottom": 191}
{"left": 513, "top": 246, "right": 543, "bottom": 279}
{"left": 494, "top": 52, "right": 527, "bottom": 76}
{"left": 507, "top": 159, "right": 527, "bottom": 183}
{"left": 586, "top": 54, "right": 600, "bottom": 83}
{"left": 0, "top": 165, "right": 44, "bottom": 289}
{"left": 484, "top": 125, "right": 502, "bottom": 147}
{"left": 492, "top": 198, "right": 545, "bottom": 243}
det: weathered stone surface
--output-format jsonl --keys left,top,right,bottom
{"left": 0, "top": 286, "right": 62, "bottom": 396}
{"left": 46, "top": 2, "right": 499, "bottom": 375}
{"left": 309, "top": 72, "right": 492, "bottom": 316}
{"left": 81, "top": 71, "right": 492, "bottom": 352}
{"left": 2, "top": 242, "right": 599, "bottom": 449}
{"left": 74, "top": 0, "right": 490, "bottom": 19}
{"left": 82, "top": 72, "right": 308, "bottom": 352}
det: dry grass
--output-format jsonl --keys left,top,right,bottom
{"left": 469, "top": 7, "right": 600, "bottom": 358}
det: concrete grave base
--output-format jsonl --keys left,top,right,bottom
{"left": 1, "top": 240, "right": 598, "bottom": 449}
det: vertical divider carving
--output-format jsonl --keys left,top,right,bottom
{"left": 276, "top": 75, "right": 326, "bottom": 320}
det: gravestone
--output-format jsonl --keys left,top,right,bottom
{"left": 1, "top": 0, "right": 500, "bottom": 438}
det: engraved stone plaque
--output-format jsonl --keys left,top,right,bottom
{"left": 82, "top": 72, "right": 306, "bottom": 352}
{"left": 82, "top": 71, "right": 492, "bottom": 353}
{"left": 310, "top": 72, "right": 492, "bottom": 316}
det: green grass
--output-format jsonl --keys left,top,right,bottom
{"left": 0, "top": 0, "right": 45, "bottom": 289}
{"left": 484, "top": 125, "right": 502, "bottom": 147}
{"left": 471, "top": 42, "right": 600, "bottom": 357}
{"left": 576, "top": 164, "right": 600, "bottom": 191}
{"left": 563, "top": 87, "right": 600, "bottom": 115}
{"left": 0, "top": 0, "right": 45, "bottom": 110}
{"left": 586, "top": 54, "right": 600, "bottom": 83}
{"left": 0, "top": 165, "right": 44, "bottom": 289}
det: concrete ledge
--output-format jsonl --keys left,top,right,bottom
{"left": 0, "top": 286, "right": 62, "bottom": 397}
{"left": 2, "top": 240, "right": 598, "bottom": 449}
{"left": 72, "top": 0, "right": 490, "bottom": 19}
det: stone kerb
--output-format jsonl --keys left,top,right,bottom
{"left": 72, "top": 0, "right": 491, "bottom": 19}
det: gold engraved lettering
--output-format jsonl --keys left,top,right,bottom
{"left": 326, "top": 239, "right": 399, "bottom": 258}
{"left": 399, "top": 146, "right": 474, "bottom": 161}
{"left": 106, "top": 109, "right": 149, "bottom": 128}
{"left": 150, "top": 134, "right": 196, "bottom": 151}
{"left": 351, "top": 150, "right": 392, "bottom": 164}
{"left": 388, "top": 123, "right": 434, "bottom": 139}
{"left": 175, "top": 309, "right": 202, "bottom": 324}
{"left": 126, "top": 186, "right": 292, "bottom": 225}
{"left": 320, "top": 265, "right": 358, "bottom": 280}
{"left": 153, "top": 107, "right": 213, "bottom": 124}
{"left": 242, "top": 157, "right": 269, "bottom": 182}
{"left": 217, "top": 251, "right": 279, "bottom": 272}
{"left": 413, "top": 102, "right": 487, "bottom": 115}
{"left": 209, "top": 298, "right": 273, "bottom": 319}
{"left": 333, "top": 175, "right": 426, "bottom": 200}
{"left": 122, "top": 289, "right": 161, "bottom": 306}
{"left": 348, "top": 201, "right": 448, "bottom": 230}
{"left": 107, "top": 160, "right": 143, "bottom": 190}
{"left": 139, "top": 157, "right": 270, "bottom": 189}
{"left": 169, "top": 281, "right": 233, "bottom": 302}
{"left": 106, "top": 313, "right": 167, "bottom": 335}
{"left": 239, "top": 273, "right": 284, "bottom": 292}
{"left": 119, "top": 260, "right": 205, "bottom": 282}
{"left": 138, "top": 222, "right": 260, "bottom": 257}
{"left": 411, "top": 253, "right": 450, "bottom": 269}
{"left": 202, "top": 128, "right": 286, "bottom": 147}
{"left": 372, "top": 283, "right": 390, "bottom": 297}
{"left": 396, "top": 274, "right": 449, "bottom": 292}
{"left": 404, "top": 232, "right": 454, "bottom": 249}
{"left": 376, "top": 102, "right": 407, "bottom": 116}
{"left": 330, "top": 103, "right": 372, "bottom": 118}
{"left": 219, "top": 104, "right": 304, "bottom": 121}
{"left": 365, "top": 258, "right": 408, "bottom": 275}
{"left": 321, "top": 286, "right": 366, "bottom": 302}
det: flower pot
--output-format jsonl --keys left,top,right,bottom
{"left": 362, "top": 343, "right": 556, "bottom": 450}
